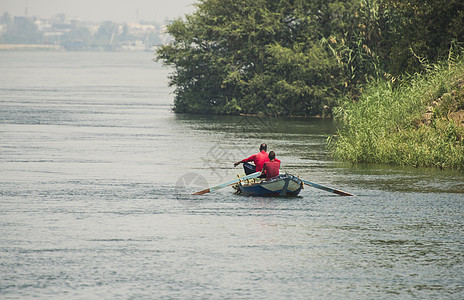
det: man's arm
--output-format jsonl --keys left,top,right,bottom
{"left": 234, "top": 154, "right": 255, "bottom": 167}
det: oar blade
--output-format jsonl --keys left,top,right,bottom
{"left": 302, "top": 179, "right": 355, "bottom": 196}
{"left": 332, "top": 189, "right": 355, "bottom": 196}
{"left": 192, "top": 188, "right": 211, "bottom": 195}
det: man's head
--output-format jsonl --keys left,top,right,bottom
{"left": 260, "top": 143, "right": 267, "bottom": 151}
{"left": 268, "top": 151, "right": 275, "bottom": 160}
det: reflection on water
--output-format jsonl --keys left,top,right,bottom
{"left": 0, "top": 51, "right": 463, "bottom": 299}
{"left": 346, "top": 163, "right": 464, "bottom": 193}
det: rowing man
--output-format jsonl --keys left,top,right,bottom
{"left": 234, "top": 143, "right": 269, "bottom": 175}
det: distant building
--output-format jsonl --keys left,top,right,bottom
{"left": 0, "top": 24, "right": 7, "bottom": 36}
{"left": 126, "top": 23, "right": 156, "bottom": 38}
{"left": 0, "top": 12, "right": 168, "bottom": 51}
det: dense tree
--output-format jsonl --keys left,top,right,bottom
{"left": 384, "top": 0, "right": 464, "bottom": 76}
{"left": 157, "top": 0, "right": 464, "bottom": 116}
{"left": 157, "top": 0, "right": 351, "bottom": 116}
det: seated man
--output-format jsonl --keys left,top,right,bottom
{"left": 234, "top": 143, "right": 269, "bottom": 175}
{"left": 262, "top": 151, "right": 280, "bottom": 178}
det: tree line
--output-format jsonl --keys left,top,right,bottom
{"left": 156, "top": 0, "right": 464, "bottom": 116}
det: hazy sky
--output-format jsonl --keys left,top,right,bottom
{"left": 0, "top": 0, "right": 198, "bottom": 23}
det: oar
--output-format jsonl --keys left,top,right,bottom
{"left": 192, "top": 172, "right": 262, "bottom": 195}
{"left": 301, "top": 179, "right": 355, "bottom": 196}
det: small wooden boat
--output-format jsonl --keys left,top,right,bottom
{"left": 234, "top": 174, "right": 303, "bottom": 197}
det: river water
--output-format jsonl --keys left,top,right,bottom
{"left": 1, "top": 51, "right": 463, "bottom": 299}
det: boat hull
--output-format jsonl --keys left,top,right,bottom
{"left": 236, "top": 174, "right": 303, "bottom": 197}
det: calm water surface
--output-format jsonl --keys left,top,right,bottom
{"left": 1, "top": 51, "right": 463, "bottom": 299}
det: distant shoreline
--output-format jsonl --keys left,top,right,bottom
{"left": 0, "top": 44, "right": 157, "bottom": 52}
{"left": 0, "top": 44, "right": 62, "bottom": 51}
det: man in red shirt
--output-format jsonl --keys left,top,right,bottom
{"left": 234, "top": 143, "right": 269, "bottom": 175}
{"left": 262, "top": 151, "right": 280, "bottom": 178}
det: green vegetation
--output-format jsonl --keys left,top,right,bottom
{"left": 157, "top": 0, "right": 464, "bottom": 116}
{"left": 330, "top": 56, "right": 464, "bottom": 170}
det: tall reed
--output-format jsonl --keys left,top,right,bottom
{"left": 330, "top": 58, "right": 464, "bottom": 170}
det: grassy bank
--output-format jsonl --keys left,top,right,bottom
{"left": 330, "top": 57, "right": 464, "bottom": 170}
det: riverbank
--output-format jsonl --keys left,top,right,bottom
{"left": 330, "top": 57, "right": 464, "bottom": 170}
